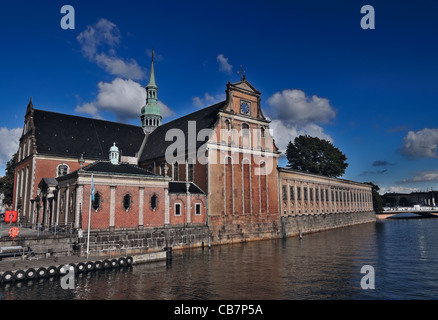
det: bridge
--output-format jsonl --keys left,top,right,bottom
{"left": 377, "top": 207, "right": 438, "bottom": 219}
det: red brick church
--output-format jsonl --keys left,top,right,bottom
{"left": 12, "top": 56, "right": 374, "bottom": 246}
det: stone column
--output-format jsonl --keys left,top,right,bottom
{"left": 109, "top": 185, "right": 116, "bottom": 231}
{"left": 164, "top": 187, "right": 169, "bottom": 225}
{"left": 293, "top": 181, "right": 297, "bottom": 216}
{"left": 56, "top": 188, "right": 61, "bottom": 225}
{"left": 139, "top": 187, "right": 144, "bottom": 229}
{"left": 186, "top": 183, "right": 191, "bottom": 224}
{"left": 74, "top": 185, "right": 83, "bottom": 229}
{"left": 64, "top": 186, "right": 70, "bottom": 225}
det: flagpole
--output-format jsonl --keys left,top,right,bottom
{"left": 86, "top": 174, "right": 93, "bottom": 259}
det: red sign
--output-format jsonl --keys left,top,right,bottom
{"left": 5, "top": 211, "right": 18, "bottom": 223}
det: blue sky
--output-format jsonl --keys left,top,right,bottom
{"left": 1, "top": 0, "right": 438, "bottom": 195}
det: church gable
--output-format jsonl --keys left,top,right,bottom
{"left": 224, "top": 79, "right": 266, "bottom": 121}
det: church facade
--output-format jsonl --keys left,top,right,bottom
{"left": 12, "top": 56, "right": 375, "bottom": 253}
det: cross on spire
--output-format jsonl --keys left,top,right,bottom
{"left": 237, "top": 65, "right": 246, "bottom": 81}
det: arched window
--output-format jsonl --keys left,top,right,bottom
{"left": 123, "top": 194, "right": 132, "bottom": 211}
{"left": 151, "top": 194, "right": 158, "bottom": 211}
{"left": 92, "top": 192, "right": 101, "bottom": 211}
{"left": 57, "top": 164, "right": 69, "bottom": 177}
{"left": 224, "top": 119, "right": 231, "bottom": 131}
{"left": 242, "top": 123, "right": 250, "bottom": 135}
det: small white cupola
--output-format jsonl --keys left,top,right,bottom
{"left": 109, "top": 142, "right": 120, "bottom": 165}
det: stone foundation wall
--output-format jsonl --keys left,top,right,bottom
{"left": 208, "top": 211, "right": 376, "bottom": 245}
{"left": 77, "top": 224, "right": 210, "bottom": 257}
{"left": 209, "top": 214, "right": 282, "bottom": 245}
{"left": 280, "top": 211, "right": 376, "bottom": 238}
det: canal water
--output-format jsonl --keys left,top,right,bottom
{"left": 2, "top": 215, "right": 438, "bottom": 300}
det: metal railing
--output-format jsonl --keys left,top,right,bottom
{"left": 0, "top": 222, "right": 75, "bottom": 238}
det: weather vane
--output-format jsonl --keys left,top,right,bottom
{"left": 237, "top": 65, "right": 246, "bottom": 81}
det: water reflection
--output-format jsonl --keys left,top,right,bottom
{"left": 2, "top": 218, "right": 438, "bottom": 300}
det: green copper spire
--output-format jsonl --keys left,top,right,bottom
{"left": 146, "top": 50, "right": 157, "bottom": 89}
{"left": 141, "top": 49, "right": 162, "bottom": 134}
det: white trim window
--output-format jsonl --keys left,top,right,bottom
{"left": 57, "top": 163, "right": 70, "bottom": 177}
{"left": 174, "top": 203, "right": 182, "bottom": 216}
{"left": 195, "top": 203, "right": 201, "bottom": 216}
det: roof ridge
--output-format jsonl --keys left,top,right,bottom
{"left": 158, "top": 100, "right": 226, "bottom": 129}
{"left": 34, "top": 108, "right": 142, "bottom": 129}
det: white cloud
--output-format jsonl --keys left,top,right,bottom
{"left": 270, "top": 120, "right": 333, "bottom": 153}
{"left": 217, "top": 54, "right": 232, "bottom": 74}
{"left": 0, "top": 127, "right": 22, "bottom": 175}
{"left": 95, "top": 54, "right": 144, "bottom": 80}
{"left": 267, "top": 89, "right": 336, "bottom": 126}
{"left": 379, "top": 186, "right": 420, "bottom": 195}
{"left": 75, "top": 78, "right": 174, "bottom": 121}
{"left": 77, "top": 18, "right": 145, "bottom": 80}
{"left": 396, "top": 169, "right": 438, "bottom": 184}
{"left": 193, "top": 92, "right": 225, "bottom": 108}
{"left": 401, "top": 128, "right": 438, "bottom": 159}
{"left": 267, "top": 89, "right": 336, "bottom": 153}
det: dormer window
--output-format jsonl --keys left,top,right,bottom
{"left": 57, "top": 164, "right": 69, "bottom": 177}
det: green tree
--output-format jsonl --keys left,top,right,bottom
{"left": 365, "top": 182, "right": 383, "bottom": 214}
{"left": 286, "top": 135, "right": 348, "bottom": 178}
{"left": 0, "top": 153, "right": 16, "bottom": 206}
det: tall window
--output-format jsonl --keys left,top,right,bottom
{"left": 151, "top": 194, "right": 158, "bottom": 211}
{"left": 92, "top": 192, "right": 101, "bottom": 211}
{"left": 242, "top": 123, "right": 250, "bottom": 135}
{"left": 224, "top": 119, "right": 231, "bottom": 131}
{"left": 175, "top": 203, "right": 181, "bottom": 216}
{"left": 123, "top": 194, "right": 131, "bottom": 211}
{"left": 195, "top": 203, "right": 201, "bottom": 215}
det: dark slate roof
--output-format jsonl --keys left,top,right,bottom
{"left": 38, "top": 178, "right": 58, "bottom": 188}
{"left": 33, "top": 109, "right": 144, "bottom": 160}
{"left": 138, "top": 101, "right": 226, "bottom": 163}
{"left": 169, "top": 181, "right": 205, "bottom": 194}
{"left": 81, "top": 161, "right": 157, "bottom": 177}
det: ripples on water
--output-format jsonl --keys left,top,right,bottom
{"left": 2, "top": 216, "right": 438, "bottom": 300}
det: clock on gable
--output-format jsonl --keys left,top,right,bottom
{"left": 240, "top": 100, "right": 251, "bottom": 115}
